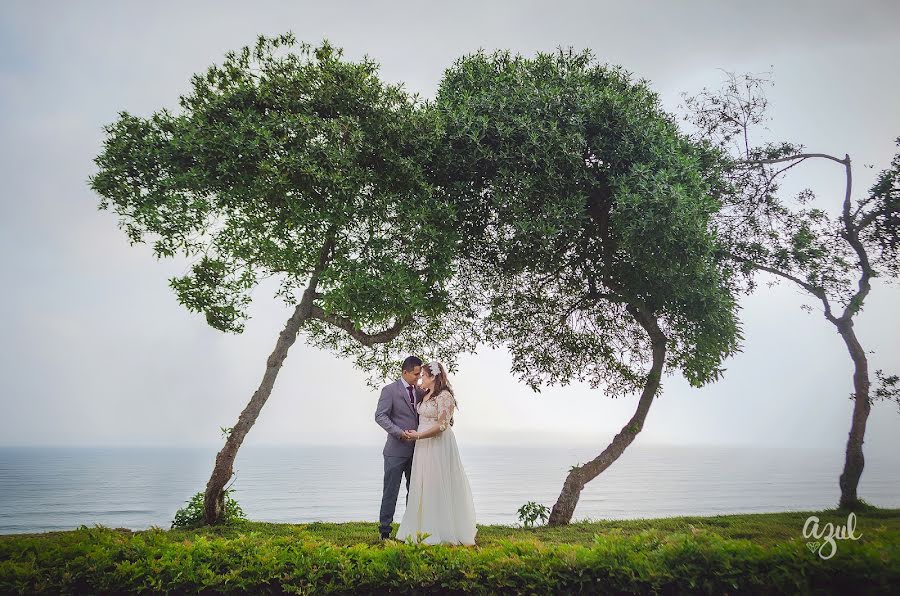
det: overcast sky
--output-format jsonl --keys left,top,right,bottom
{"left": 1, "top": 1, "right": 898, "bottom": 459}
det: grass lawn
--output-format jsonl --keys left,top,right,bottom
{"left": 202, "top": 506, "right": 900, "bottom": 548}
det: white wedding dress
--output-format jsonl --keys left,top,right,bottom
{"left": 396, "top": 389, "right": 477, "bottom": 545}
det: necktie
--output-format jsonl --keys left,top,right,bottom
{"left": 406, "top": 385, "right": 415, "bottom": 408}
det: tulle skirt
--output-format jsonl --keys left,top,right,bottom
{"left": 396, "top": 424, "right": 477, "bottom": 545}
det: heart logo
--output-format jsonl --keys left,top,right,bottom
{"left": 806, "top": 541, "right": 821, "bottom": 553}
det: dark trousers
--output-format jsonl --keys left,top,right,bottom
{"left": 379, "top": 454, "right": 413, "bottom": 535}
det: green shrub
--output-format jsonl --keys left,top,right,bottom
{"left": 517, "top": 501, "right": 550, "bottom": 528}
{"left": 171, "top": 488, "right": 247, "bottom": 529}
{"left": 0, "top": 521, "right": 896, "bottom": 594}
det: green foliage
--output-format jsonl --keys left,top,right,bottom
{"left": 873, "top": 369, "right": 900, "bottom": 412}
{"left": 2, "top": 509, "right": 898, "bottom": 594}
{"left": 682, "top": 72, "right": 900, "bottom": 313}
{"left": 434, "top": 47, "right": 742, "bottom": 396}
{"left": 402, "top": 531, "right": 432, "bottom": 545}
{"left": 863, "top": 136, "right": 900, "bottom": 280}
{"left": 88, "top": 32, "right": 477, "bottom": 381}
{"left": 170, "top": 489, "right": 247, "bottom": 530}
{"left": 159, "top": 507, "right": 900, "bottom": 548}
{"left": 517, "top": 501, "right": 550, "bottom": 528}
{"left": 681, "top": 72, "right": 900, "bottom": 442}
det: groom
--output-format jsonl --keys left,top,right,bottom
{"left": 374, "top": 355, "right": 425, "bottom": 540}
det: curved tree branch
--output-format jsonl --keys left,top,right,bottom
{"left": 727, "top": 252, "right": 838, "bottom": 323}
{"left": 835, "top": 153, "right": 873, "bottom": 320}
{"left": 309, "top": 305, "right": 411, "bottom": 346}
{"left": 734, "top": 151, "right": 870, "bottom": 322}
{"left": 737, "top": 152, "right": 848, "bottom": 166}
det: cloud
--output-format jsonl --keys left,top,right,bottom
{"left": 0, "top": 1, "right": 898, "bottom": 461}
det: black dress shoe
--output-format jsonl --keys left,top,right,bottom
{"left": 380, "top": 531, "right": 390, "bottom": 540}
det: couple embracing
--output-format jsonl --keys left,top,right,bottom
{"left": 374, "top": 356, "right": 477, "bottom": 545}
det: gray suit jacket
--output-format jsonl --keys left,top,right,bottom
{"left": 375, "top": 378, "right": 424, "bottom": 457}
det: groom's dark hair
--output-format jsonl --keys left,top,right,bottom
{"left": 401, "top": 356, "right": 423, "bottom": 372}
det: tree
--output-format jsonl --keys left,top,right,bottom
{"left": 88, "top": 33, "right": 478, "bottom": 525}
{"left": 434, "top": 48, "right": 743, "bottom": 524}
{"left": 680, "top": 71, "right": 900, "bottom": 509}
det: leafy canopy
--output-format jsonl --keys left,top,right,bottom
{"left": 434, "top": 48, "right": 742, "bottom": 395}
{"left": 681, "top": 72, "right": 900, "bottom": 315}
{"left": 89, "top": 33, "right": 477, "bottom": 380}
{"left": 679, "top": 71, "right": 900, "bottom": 409}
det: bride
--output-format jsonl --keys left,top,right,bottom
{"left": 395, "top": 360, "right": 477, "bottom": 545}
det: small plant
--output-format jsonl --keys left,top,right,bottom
{"left": 517, "top": 501, "right": 550, "bottom": 528}
{"left": 402, "top": 531, "right": 432, "bottom": 545}
{"left": 171, "top": 479, "right": 247, "bottom": 529}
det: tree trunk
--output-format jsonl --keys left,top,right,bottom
{"left": 202, "top": 300, "right": 311, "bottom": 525}
{"left": 548, "top": 306, "right": 666, "bottom": 526}
{"left": 835, "top": 318, "right": 872, "bottom": 510}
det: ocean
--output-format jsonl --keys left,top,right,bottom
{"left": 1, "top": 444, "right": 897, "bottom": 535}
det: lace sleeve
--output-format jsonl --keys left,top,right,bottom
{"left": 436, "top": 390, "right": 455, "bottom": 431}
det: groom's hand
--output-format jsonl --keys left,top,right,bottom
{"left": 402, "top": 430, "right": 417, "bottom": 441}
